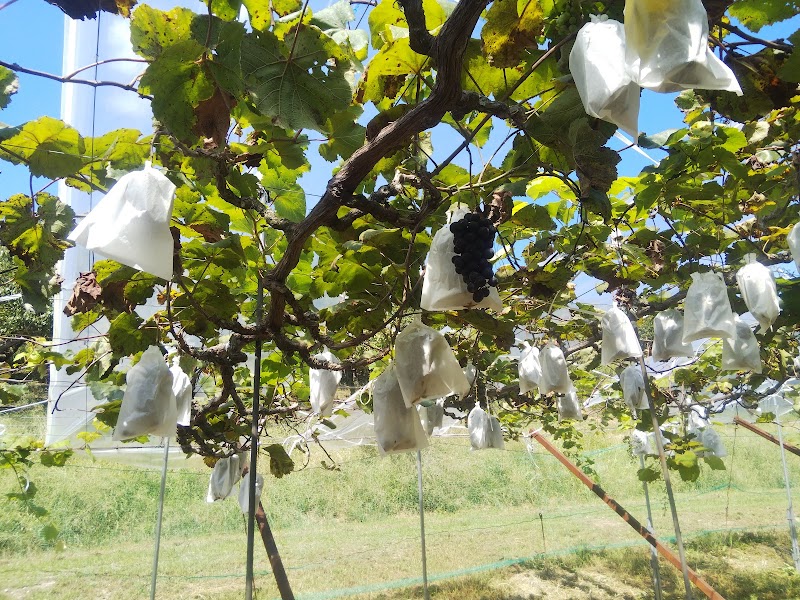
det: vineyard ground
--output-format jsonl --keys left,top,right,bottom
{"left": 3, "top": 412, "right": 800, "bottom": 598}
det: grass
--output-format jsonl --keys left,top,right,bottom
{"left": 3, "top": 412, "right": 800, "bottom": 598}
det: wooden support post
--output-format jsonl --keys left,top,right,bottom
{"left": 255, "top": 501, "right": 295, "bottom": 600}
{"left": 531, "top": 430, "right": 726, "bottom": 600}
{"left": 733, "top": 417, "right": 800, "bottom": 458}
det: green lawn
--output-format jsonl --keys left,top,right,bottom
{"left": 3, "top": 415, "right": 800, "bottom": 599}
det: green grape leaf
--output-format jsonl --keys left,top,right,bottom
{"left": 637, "top": 466, "right": 660, "bottom": 482}
{"left": 0, "top": 117, "right": 85, "bottom": 179}
{"left": 242, "top": 26, "right": 354, "bottom": 132}
{"left": 265, "top": 443, "right": 295, "bottom": 478}
{"left": 0, "top": 66, "right": 18, "bottom": 109}
{"left": 107, "top": 312, "right": 158, "bottom": 357}
{"left": 728, "top": 0, "right": 800, "bottom": 32}
{"left": 481, "top": 0, "right": 544, "bottom": 68}
{"left": 777, "top": 31, "right": 800, "bottom": 83}
{"left": 0, "top": 193, "right": 75, "bottom": 310}
{"left": 319, "top": 105, "right": 366, "bottom": 162}
{"left": 139, "top": 40, "right": 215, "bottom": 141}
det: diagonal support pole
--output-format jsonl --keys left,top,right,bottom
{"left": 531, "top": 430, "right": 725, "bottom": 600}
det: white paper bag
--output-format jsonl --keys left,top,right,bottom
{"left": 468, "top": 402, "right": 490, "bottom": 450}
{"left": 170, "top": 361, "right": 192, "bottom": 427}
{"left": 788, "top": 222, "right": 800, "bottom": 270}
{"left": 652, "top": 309, "right": 694, "bottom": 361}
{"left": 630, "top": 429, "right": 657, "bottom": 457}
{"left": 558, "top": 388, "right": 583, "bottom": 421}
{"left": 309, "top": 351, "right": 342, "bottom": 417}
{"left": 518, "top": 343, "right": 542, "bottom": 395}
{"left": 418, "top": 400, "right": 444, "bottom": 436}
{"left": 463, "top": 361, "right": 477, "bottom": 390}
{"left": 601, "top": 305, "right": 642, "bottom": 365}
{"left": 624, "top": 0, "right": 742, "bottom": 95}
{"left": 373, "top": 364, "right": 429, "bottom": 455}
{"left": 420, "top": 204, "right": 502, "bottom": 312}
{"left": 722, "top": 315, "right": 762, "bottom": 373}
{"left": 113, "top": 345, "right": 177, "bottom": 441}
{"left": 682, "top": 271, "right": 736, "bottom": 342}
{"left": 736, "top": 258, "right": 780, "bottom": 333}
{"left": 238, "top": 471, "right": 264, "bottom": 514}
{"left": 569, "top": 15, "right": 640, "bottom": 137}
{"left": 619, "top": 364, "right": 647, "bottom": 411}
{"left": 394, "top": 317, "right": 470, "bottom": 407}
{"left": 539, "top": 343, "right": 572, "bottom": 395}
{"left": 487, "top": 415, "right": 505, "bottom": 449}
{"left": 206, "top": 453, "right": 246, "bottom": 502}
{"left": 467, "top": 407, "right": 504, "bottom": 449}
{"left": 69, "top": 163, "right": 176, "bottom": 280}
{"left": 699, "top": 427, "right": 727, "bottom": 458}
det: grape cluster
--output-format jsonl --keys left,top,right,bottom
{"left": 449, "top": 213, "right": 498, "bottom": 303}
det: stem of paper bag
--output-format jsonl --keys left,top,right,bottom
{"left": 639, "top": 454, "right": 663, "bottom": 600}
{"left": 776, "top": 414, "right": 800, "bottom": 572}
{"left": 246, "top": 259, "right": 265, "bottom": 600}
{"left": 150, "top": 438, "right": 169, "bottom": 600}
{"left": 639, "top": 357, "right": 694, "bottom": 600}
{"left": 416, "top": 449, "right": 430, "bottom": 600}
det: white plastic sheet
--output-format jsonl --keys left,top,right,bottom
{"left": 759, "top": 393, "right": 794, "bottom": 418}
{"left": 788, "top": 222, "right": 800, "bottom": 270}
{"left": 601, "top": 305, "right": 642, "bottom": 365}
{"left": 682, "top": 271, "right": 736, "bottom": 342}
{"left": 309, "top": 351, "right": 342, "bottom": 417}
{"left": 558, "top": 388, "right": 583, "bottom": 421}
{"left": 394, "top": 317, "right": 470, "bottom": 407}
{"left": 624, "top": 0, "right": 742, "bottom": 95}
{"left": 569, "top": 15, "right": 640, "bottom": 137}
{"left": 652, "top": 309, "right": 694, "bottom": 361}
{"left": 722, "top": 315, "right": 762, "bottom": 373}
{"left": 518, "top": 342, "right": 542, "bottom": 395}
{"left": 238, "top": 471, "right": 264, "bottom": 514}
{"left": 206, "top": 453, "right": 246, "bottom": 502}
{"left": 170, "top": 361, "right": 192, "bottom": 427}
{"left": 736, "top": 259, "right": 780, "bottom": 333}
{"left": 418, "top": 400, "right": 445, "bottom": 436}
{"left": 113, "top": 346, "right": 177, "bottom": 441}
{"left": 373, "top": 365, "right": 428, "bottom": 455}
{"left": 68, "top": 163, "right": 176, "bottom": 280}
{"left": 539, "top": 343, "right": 572, "bottom": 395}
{"left": 420, "top": 204, "right": 502, "bottom": 311}
{"left": 619, "top": 364, "right": 647, "bottom": 411}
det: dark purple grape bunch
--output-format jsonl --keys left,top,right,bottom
{"left": 449, "top": 212, "right": 498, "bottom": 303}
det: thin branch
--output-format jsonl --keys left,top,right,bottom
{"left": 0, "top": 59, "right": 151, "bottom": 98}
{"left": 718, "top": 22, "right": 793, "bottom": 52}
{"left": 64, "top": 58, "right": 149, "bottom": 80}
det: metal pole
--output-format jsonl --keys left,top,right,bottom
{"left": 245, "top": 263, "right": 264, "bottom": 600}
{"left": 639, "top": 454, "right": 663, "bottom": 600}
{"left": 776, "top": 414, "right": 800, "bottom": 572}
{"left": 639, "top": 357, "right": 694, "bottom": 600}
{"left": 150, "top": 438, "right": 170, "bottom": 600}
{"left": 416, "top": 450, "right": 430, "bottom": 600}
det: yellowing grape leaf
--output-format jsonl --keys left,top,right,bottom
{"left": 481, "top": 0, "right": 544, "bottom": 68}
